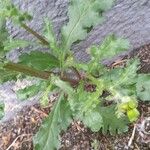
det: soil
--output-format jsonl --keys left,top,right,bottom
{"left": 0, "top": 44, "right": 150, "bottom": 150}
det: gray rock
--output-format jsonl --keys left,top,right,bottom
{"left": 7, "top": 0, "right": 150, "bottom": 61}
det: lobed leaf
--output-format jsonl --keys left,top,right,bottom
{"left": 3, "top": 39, "right": 31, "bottom": 52}
{"left": 16, "top": 84, "right": 41, "bottom": 100}
{"left": 82, "top": 110, "right": 103, "bottom": 132}
{"left": 19, "top": 51, "right": 60, "bottom": 70}
{"left": 136, "top": 74, "right": 150, "bottom": 101}
{"left": 88, "top": 35, "right": 129, "bottom": 75}
{"left": 33, "top": 94, "right": 72, "bottom": 150}
{"left": 0, "top": 18, "right": 8, "bottom": 57}
{"left": 62, "top": 0, "right": 115, "bottom": 51}
{"left": 97, "top": 35, "right": 129, "bottom": 60}
{"left": 104, "top": 59, "right": 140, "bottom": 88}
{"left": 44, "top": 19, "right": 59, "bottom": 55}
{"left": 0, "top": 69, "right": 18, "bottom": 83}
{"left": 99, "top": 105, "right": 129, "bottom": 135}
{"left": 0, "top": 0, "right": 32, "bottom": 24}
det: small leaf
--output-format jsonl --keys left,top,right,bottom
{"left": 127, "top": 108, "right": 139, "bottom": 122}
{"left": 104, "top": 59, "right": 140, "bottom": 87}
{"left": 88, "top": 35, "right": 129, "bottom": 75}
{"left": 82, "top": 110, "right": 103, "bottom": 132}
{"left": 0, "top": 69, "right": 18, "bottom": 83}
{"left": 19, "top": 51, "right": 59, "bottom": 70}
{"left": 128, "top": 100, "right": 138, "bottom": 109}
{"left": 99, "top": 105, "right": 129, "bottom": 135}
{"left": 53, "top": 76, "right": 74, "bottom": 94}
{"left": 3, "top": 39, "right": 31, "bottom": 51}
{"left": 0, "top": 18, "right": 8, "bottom": 56}
{"left": 0, "top": 102, "right": 4, "bottom": 120}
{"left": 16, "top": 84, "right": 41, "bottom": 100}
{"left": 62, "top": 0, "right": 115, "bottom": 50}
{"left": 0, "top": 1, "right": 32, "bottom": 24}
{"left": 33, "top": 94, "right": 72, "bottom": 150}
{"left": 44, "top": 19, "right": 59, "bottom": 55}
{"left": 136, "top": 74, "right": 150, "bottom": 101}
{"left": 98, "top": 35, "right": 129, "bottom": 60}
{"left": 40, "top": 83, "right": 53, "bottom": 106}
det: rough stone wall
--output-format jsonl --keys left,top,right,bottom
{"left": 7, "top": 0, "right": 150, "bottom": 61}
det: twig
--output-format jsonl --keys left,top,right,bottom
{"left": 6, "top": 134, "right": 32, "bottom": 150}
{"left": 31, "top": 106, "right": 48, "bottom": 117}
{"left": 112, "top": 59, "right": 127, "bottom": 68}
{"left": 134, "top": 143, "right": 140, "bottom": 150}
{"left": 128, "top": 124, "right": 137, "bottom": 147}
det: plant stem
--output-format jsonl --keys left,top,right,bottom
{"left": 20, "top": 23, "right": 49, "bottom": 46}
{"left": 3, "top": 62, "right": 82, "bottom": 85}
{"left": 4, "top": 62, "right": 51, "bottom": 79}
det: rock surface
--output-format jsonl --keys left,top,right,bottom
{"left": 7, "top": 0, "right": 150, "bottom": 61}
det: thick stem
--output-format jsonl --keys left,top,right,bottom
{"left": 4, "top": 62, "right": 51, "bottom": 79}
{"left": 20, "top": 23, "right": 49, "bottom": 46}
{"left": 4, "top": 62, "right": 82, "bottom": 85}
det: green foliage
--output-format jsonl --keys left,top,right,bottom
{"left": 17, "top": 84, "right": 42, "bottom": 100}
{"left": 99, "top": 105, "right": 129, "bottom": 135}
{"left": 19, "top": 51, "right": 60, "bottom": 70}
{"left": 44, "top": 19, "right": 59, "bottom": 56}
{"left": 0, "top": 102, "right": 4, "bottom": 120}
{"left": 0, "top": 0, "right": 32, "bottom": 24}
{"left": 136, "top": 74, "right": 150, "bottom": 101}
{"left": 3, "top": 39, "right": 31, "bottom": 51}
{"left": 52, "top": 77, "right": 128, "bottom": 134}
{"left": 91, "top": 139, "right": 100, "bottom": 150}
{"left": 117, "top": 99, "right": 139, "bottom": 122}
{"left": 0, "top": 19, "right": 8, "bottom": 57}
{"left": 88, "top": 35, "right": 130, "bottom": 75}
{"left": 0, "top": 0, "right": 149, "bottom": 149}
{"left": 82, "top": 109, "right": 103, "bottom": 132}
{"left": 0, "top": 68, "right": 18, "bottom": 84}
{"left": 104, "top": 59, "right": 140, "bottom": 87}
{"left": 62, "top": 0, "right": 115, "bottom": 51}
{"left": 33, "top": 93, "right": 72, "bottom": 150}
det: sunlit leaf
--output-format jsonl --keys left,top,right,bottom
{"left": 62, "top": 0, "right": 115, "bottom": 50}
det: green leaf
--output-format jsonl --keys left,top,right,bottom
{"left": 33, "top": 94, "right": 72, "bottom": 150}
{"left": 40, "top": 83, "right": 53, "bottom": 106}
{"left": 105, "top": 59, "right": 140, "bottom": 87}
{"left": 88, "top": 35, "right": 129, "bottom": 75}
{"left": 82, "top": 110, "right": 103, "bottom": 132}
{"left": 3, "top": 39, "right": 31, "bottom": 51}
{"left": 127, "top": 108, "right": 139, "bottom": 122}
{"left": 16, "top": 84, "right": 41, "bottom": 100}
{"left": 0, "top": 69, "right": 18, "bottom": 83}
{"left": 97, "top": 35, "right": 129, "bottom": 60}
{"left": 19, "top": 51, "right": 59, "bottom": 70}
{"left": 136, "top": 74, "right": 150, "bottom": 101}
{"left": 99, "top": 105, "right": 129, "bottom": 135}
{"left": 44, "top": 19, "right": 59, "bottom": 55}
{"left": 0, "top": 1, "right": 32, "bottom": 24}
{"left": 62, "top": 0, "right": 115, "bottom": 50}
{"left": 52, "top": 77, "right": 74, "bottom": 94}
{"left": 0, "top": 18, "right": 8, "bottom": 57}
{"left": 0, "top": 102, "right": 4, "bottom": 120}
